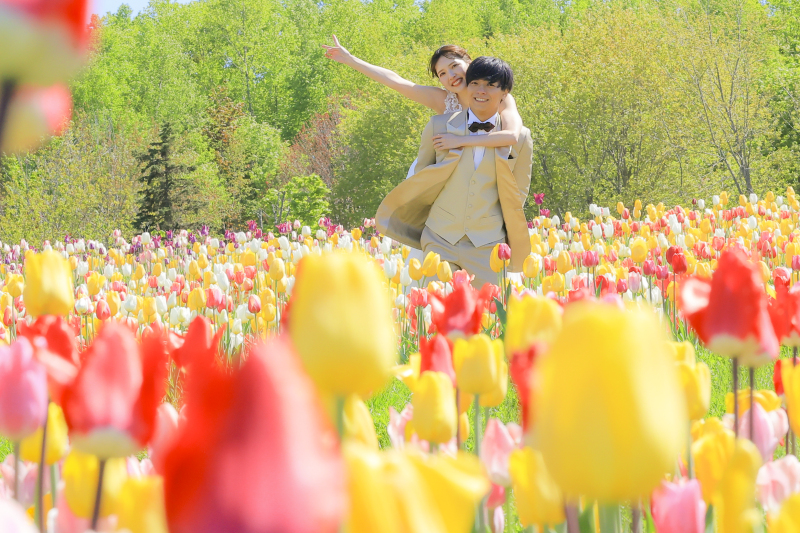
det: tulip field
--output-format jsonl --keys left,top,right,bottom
{"left": 2, "top": 190, "right": 800, "bottom": 532}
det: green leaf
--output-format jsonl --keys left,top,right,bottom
{"left": 578, "top": 504, "right": 596, "bottom": 533}
{"left": 705, "top": 505, "right": 714, "bottom": 533}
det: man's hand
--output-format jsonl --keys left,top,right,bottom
{"left": 321, "top": 35, "right": 353, "bottom": 65}
{"left": 432, "top": 134, "right": 464, "bottom": 151}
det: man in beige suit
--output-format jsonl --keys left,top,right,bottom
{"left": 376, "top": 57, "right": 533, "bottom": 287}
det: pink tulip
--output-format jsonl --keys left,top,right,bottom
{"left": 651, "top": 479, "right": 706, "bottom": 533}
{"left": 0, "top": 337, "right": 48, "bottom": 441}
{"left": 54, "top": 485, "right": 117, "bottom": 533}
{"left": 387, "top": 404, "right": 413, "bottom": 449}
{"left": 757, "top": 455, "right": 800, "bottom": 513}
{"left": 0, "top": 455, "right": 48, "bottom": 509}
{"left": 127, "top": 456, "right": 156, "bottom": 478}
{"left": 725, "top": 403, "right": 788, "bottom": 461}
{"left": 148, "top": 402, "right": 180, "bottom": 474}
{"left": 491, "top": 507, "right": 504, "bottom": 533}
{"left": 0, "top": 497, "right": 37, "bottom": 533}
{"left": 480, "top": 418, "right": 517, "bottom": 486}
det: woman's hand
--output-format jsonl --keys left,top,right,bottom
{"left": 322, "top": 35, "right": 353, "bottom": 65}
{"left": 432, "top": 134, "right": 464, "bottom": 151}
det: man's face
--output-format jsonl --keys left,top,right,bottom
{"left": 467, "top": 78, "right": 508, "bottom": 120}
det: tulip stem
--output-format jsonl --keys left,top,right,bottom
{"left": 687, "top": 420, "right": 694, "bottom": 479}
{"left": 456, "top": 389, "right": 462, "bottom": 449}
{"left": 473, "top": 395, "right": 481, "bottom": 457}
{"left": 565, "top": 504, "right": 580, "bottom": 533}
{"left": 749, "top": 367, "right": 755, "bottom": 441}
{"left": 90, "top": 459, "right": 106, "bottom": 531}
{"left": 335, "top": 396, "right": 346, "bottom": 440}
{"left": 37, "top": 404, "right": 50, "bottom": 532}
{"left": 0, "top": 79, "right": 16, "bottom": 152}
{"left": 631, "top": 503, "right": 642, "bottom": 533}
{"left": 13, "top": 441, "right": 20, "bottom": 502}
{"left": 50, "top": 464, "right": 58, "bottom": 512}
{"left": 733, "top": 358, "right": 739, "bottom": 438}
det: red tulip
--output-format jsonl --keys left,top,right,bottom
{"left": 0, "top": 338, "right": 48, "bottom": 441}
{"left": 679, "top": 249, "right": 778, "bottom": 366}
{"left": 171, "top": 316, "right": 223, "bottom": 370}
{"left": 95, "top": 299, "right": 110, "bottom": 320}
{"left": 18, "top": 315, "right": 79, "bottom": 404}
{"left": 509, "top": 345, "right": 539, "bottom": 432}
{"left": 793, "top": 255, "right": 800, "bottom": 272}
{"left": 61, "top": 322, "right": 168, "bottom": 458}
{"left": 418, "top": 334, "right": 455, "bottom": 385}
{"left": 497, "top": 243, "right": 511, "bottom": 261}
{"left": 583, "top": 251, "right": 599, "bottom": 268}
{"left": 774, "top": 359, "right": 785, "bottom": 396}
{"left": 643, "top": 259, "right": 656, "bottom": 276}
{"left": 247, "top": 295, "right": 261, "bottom": 315}
{"left": 768, "top": 282, "right": 800, "bottom": 347}
{"left": 430, "top": 283, "right": 482, "bottom": 339}
{"left": 671, "top": 251, "right": 688, "bottom": 274}
{"left": 163, "top": 337, "right": 345, "bottom": 533}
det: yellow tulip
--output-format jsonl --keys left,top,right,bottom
{"left": 0, "top": 292, "right": 11, "bottom": 312}
{"left": 142, "top": 296, "right": 157, "bottom": 318}
{"left": 133, "top": 264, "right": 146, "bottom": 281}
{"left": 63, "top": 450, "right": 127, "bottom": 518}
{"left": 86, "top": 272, "right": 105, "bottom": 296}
{"left": 453, "top": 334, "right": 501, "bottom": 395}
{"left": 261, "top": 303, "right": 276, "bottom": 323}
{"left": 535, "top": 301, "right": 686, "bottom": 501}
{"left": 289, "top": 252, "right": 395, "bottom": 396}
{"left": 344, "top": 394, "right": 380, "bottom": 450}
{"left": 782, "top": 364, "right": 800, "bottom": 436}
{"left": 713, "top": 439, "right": 762, "bottom": 533}
{"left": 510, "top": 447, "right": 565, "bottom": 527}
{"left": 20, "top": 403, "right": 69, "bottom": 465}
{"left": 480, "top": 351, "right": 508, "bottom": 408}
{"left": 772, "top": 493, "right": 800, "bottom": 533}
{"left": 352, "top": 228, "right": 362, "bottom": 241}
{"left": 409, "top": 258, "right": 423, "bottom": 281}
{"left": 437, "top": 261, "right": 453, "bottom": 283}
{"left": 556, "top": 251, "right": 572, "bottom": 275}
{"left": 241, "top": 250, "right": 256, "bottom": 267}
{"left": 395, "top": 352, "right": 421, "bottom": 392}
{"left": 692, "top": 421, "right": 735, "bottom": 502}
{"left": 23, "top": 250, "right": 75, "bottom": 317}
{"left": 152, "top": 262, "right": 163, "bottom": 277}
{"left": 504, "top": 294, "right": 562, "bottom": 358}
{"left": 188, "top": 287, "right": 206, "bottom": 312}
{"left": 197, "top": 254, "right": 209, "bottom": 270}
{"left": 412, "top": 371, "right": 457, "bottom": 444}
{"left": 490, "top": 244, "right": 509, "bottom": 273}
{"left": 422, "top": 252, "right": 441, "bottom": 278}
{"left": 523, "top": 255, "right": 540, "bottom": 278}
{"left": 188, "top": 260, "right": 200, "bottom": 280}
{"left": 677, "top": 360, "right": 711, "bottom": 420}
{"left": 106, "top": 291, "right": 121, "bottom": 317}
{"left": 6, "top": 274, "right": 23, "bottom": 298}
{"left": 116, "top": 476, "right": 168, "bottom": 533}
{"left": 630, "top": 238, "right": 648, "bottom": 263}
{"left": 343, "top": 441, "right": 489, "bottom": 533}
{"left": 265, "top": 257, "right": 284, "bottom": 280}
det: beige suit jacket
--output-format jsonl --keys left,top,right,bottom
{"left": 376, "top": 110, "right": 533, "bottom": 272}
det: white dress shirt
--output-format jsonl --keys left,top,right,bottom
{"left": 467, "top": 108, "right": 498, "bottom": 170}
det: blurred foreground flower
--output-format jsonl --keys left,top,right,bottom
{"left": 163, "top": 337, "right": 345, "bottom": 533}
{"left": 344, "top": 440, "right": 488, "bottom": 533}
{"left": 534, "top": 300, "right": 687, "bottom": 501}
{"left": 0, "top": 337, "right": 47, "bottom": 441}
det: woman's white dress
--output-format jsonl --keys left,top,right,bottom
{"left": 404, "top": 91, "right": 463, "bottom": 266}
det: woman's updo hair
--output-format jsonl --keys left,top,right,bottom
{"left": 429, "top": 45, "right": 472, "bottom": 78}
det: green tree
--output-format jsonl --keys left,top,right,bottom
{"left": 135, "top": 123, "right": 197, "bottom": 231}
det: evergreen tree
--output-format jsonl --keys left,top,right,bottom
{"left": 135, "top": 123, "right": 195, "bottom": 231}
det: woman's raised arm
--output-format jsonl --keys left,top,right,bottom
{"left": 323, "top": 35, "right": 446, "bottom": 114}
{"left": 432, "top": 94, "right": 523, "bottom": 150}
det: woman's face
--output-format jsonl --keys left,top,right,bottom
{"left": 434, "top": 56, "right": 469, "bottom": 94}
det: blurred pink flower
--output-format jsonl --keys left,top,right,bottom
{"left": 724, "top": 403, "right": 788, "bottom": 461}
{"left": 651, "top": 479, "right": 705, "bottom": 533}
{"left": 0, "top": 497, "right": 37, "bottom": 533}
{"left": 0, "top": 337, "right": 47, "bottom": 441}
{"left": 0, "top": 455, "right": 48, "bottom": 509}
{"left": 757, "top": 455, "right": 800, "bottom": 513}
{"left": 387, "top": 404, "right": 413, "bottom": 449}
{"left": 481, "top": 418, "right": 517, "bottom": 486}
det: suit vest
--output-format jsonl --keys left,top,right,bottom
{"left": 425, "top": 146, "right": 506, "bottom": 248}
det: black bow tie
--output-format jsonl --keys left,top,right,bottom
{"left": 468, "top": 121, "right": 495, "bottom": 133}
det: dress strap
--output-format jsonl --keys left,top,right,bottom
{"left": 444, "top": 90, "right": 463, "bottom": 114}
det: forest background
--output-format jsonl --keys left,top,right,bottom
{"left": 2, "top": 0, "right": 800, "bottom": 242}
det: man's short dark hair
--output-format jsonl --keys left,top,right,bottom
{"left": 465, "top": 56, "right": 514, "bottom": 93}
